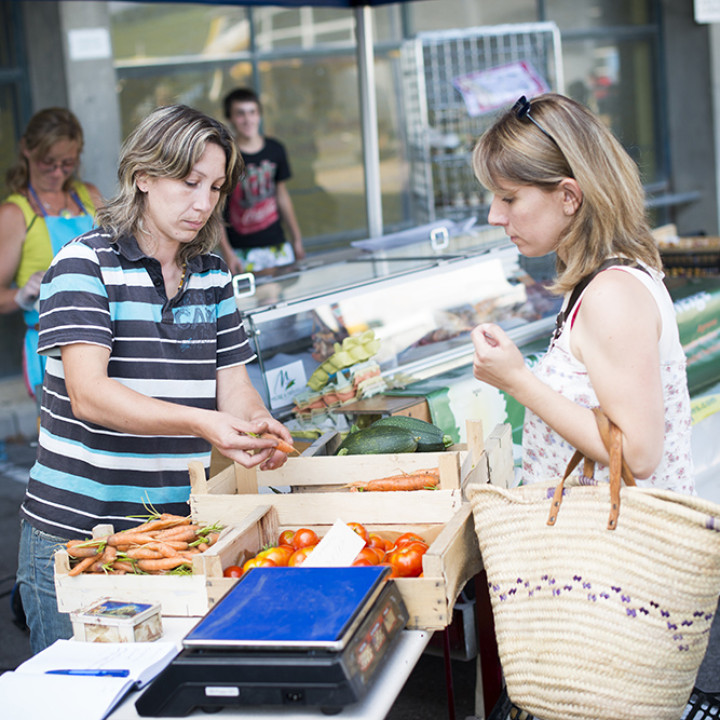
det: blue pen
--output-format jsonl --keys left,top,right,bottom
{"left": 46, "top": 668, "right": 130, "bottom": 677}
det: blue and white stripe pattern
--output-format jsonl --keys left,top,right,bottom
{"left": 21, "top": 228, "right": 255, "bottom": 538}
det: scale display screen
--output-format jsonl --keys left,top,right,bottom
{"left": 183, "top": 566, "right": 390, "bottom": 651}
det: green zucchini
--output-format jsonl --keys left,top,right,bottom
{"left": 371, "top": 416, "right": 454, "bottom": 452}
{"left": 336, "top": 425, "right": 419, "bottom": 455}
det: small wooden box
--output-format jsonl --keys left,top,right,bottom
{"left": 70, "top": 599, "right": 163, "bottom": 643}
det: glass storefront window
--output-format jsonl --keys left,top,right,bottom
{"left": 545, "top": 0, "right": 652, "bottom": 31}
{"left": 109, "top": 3, "right": 249, "bottom": 60}
{"left": 562, "top": 36, "right": 660, "bottom": 182}
{"left": 407, "top": 0, "right": 537, "bottom": 34}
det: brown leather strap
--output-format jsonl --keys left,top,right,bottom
{"left": 546, "top": 409, "right": 636, "bottom": 529}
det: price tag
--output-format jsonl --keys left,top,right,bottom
{"left": 266, "top": 360, "right": 306, "bottom": 409}
{"left": 303, "top": 520, "right": 366, "bottom": 568}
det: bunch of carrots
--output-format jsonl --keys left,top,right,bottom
{"left": 64, "top": 512, "right": 224, "bottom": 576}
{"left": 346, "top": 468, "right": 440, "bottom": 492}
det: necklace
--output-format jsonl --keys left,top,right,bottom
{"left": 178, "top": 262, "right": 188, "bottom": 292}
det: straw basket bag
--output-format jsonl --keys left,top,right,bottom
{"left": 467, "top": 410, "right": 720, "bottom": 720}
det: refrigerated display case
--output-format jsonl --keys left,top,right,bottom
{"left": 233, "top": 222, "right": 562, "bottom": 417}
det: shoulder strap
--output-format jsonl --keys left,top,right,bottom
{"left": 553, "top": 257, "right": 649, "bottom": 342}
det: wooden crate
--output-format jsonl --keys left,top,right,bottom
{"left": 54, "top": 422, "right": 513, "bottom": 626}
{"left": 188, "top": 422, "right": 514, "bottom": 631}
{"left": 53, "top": 518, "right": 268, "bottom": 617}
{"left": 191, "top": 419, "right": 489, "bottom": 497}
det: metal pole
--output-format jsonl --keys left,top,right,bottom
{"left": 355, "top": 5, "right": 383, "bottom": 239}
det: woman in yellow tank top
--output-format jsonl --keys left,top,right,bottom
{"left": 0, "top": 108, "right": 103, "bottom": 398}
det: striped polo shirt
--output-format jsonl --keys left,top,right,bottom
{"left": 20, "top": 228, "right": 255, "bottom": 539}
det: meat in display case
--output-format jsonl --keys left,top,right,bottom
{"left": 233, "top": 225, "right": 561, "bottom": 416}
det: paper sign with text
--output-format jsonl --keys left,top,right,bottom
{"left": 302, "top": 520, "right": 366, "bottom": 568}
{"left": 266, "top": 360, "right": 306, "bottom": 409}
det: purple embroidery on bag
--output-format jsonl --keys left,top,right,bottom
{"left": 626, "top": 609, "right": 636, "bottom": 617}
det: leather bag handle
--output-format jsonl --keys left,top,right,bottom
{"left": 547, "top": 409, "right": 636, "bottom": 530}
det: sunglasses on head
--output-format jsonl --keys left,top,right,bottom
{"left": 512, "top": 95, "right": 561, "bottom": 149}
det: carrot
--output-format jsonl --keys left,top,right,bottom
{"left": 66, "top": 544, "right": 102, "bottom": 558}
{"left": 155, "top": 525, "right": 200, "bottom": 542}
{"left": 259, "top": 432, "right": 300, "bottom": 455}
{"left": 125, "top": 546, "right": 165, "bottom": 560}
{"left": 133, "top": 514, "right": 191, "bottom": 533}
{"left": 137, "top": 557, "right": 191, "bottom": 572}
{"left": 107, "top": 531, "right": 162, "bottom": 547}
{"left": 69, "top": 555, "right": 100, "bottom": 576}
{"left": 346, "top": 469, "right": 440, "bottom": 492}
{"left": 110, "top": 561, "right": 136, "bottom": 574}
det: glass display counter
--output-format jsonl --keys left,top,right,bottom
{"left": 234, "top": 224, "right": 562, "bottom": 416}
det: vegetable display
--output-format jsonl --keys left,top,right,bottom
{"left": 227, "top": 523, "right": 429, "bottom": 579}
{"left": 336, "top": 417, "right": 453, "bottom": 456}
{"left": 63, "top": 512, "right": 223, "bottom": 576}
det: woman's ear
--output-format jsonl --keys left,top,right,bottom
{"left": 135, "top": 172, "right": 148, "bottom": 193}
{"left": 560, "top": 178, "right": 583, "bottom": 216}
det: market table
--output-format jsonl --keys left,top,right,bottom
{"left": 108, "top": 618, "right": 432, "bottom": 720}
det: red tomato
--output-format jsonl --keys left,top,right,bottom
{"left": 367, "top": 546, "right": 386, "bottom": 563}
{"left": 387, "top": 542, "right": 427, "bottom": 578}
{"left": 278, "top": 530, "right": 295, "bottom": 547}
{"left": 292, "top": 528, "right": 319, "bottom": 550}
{"left": 242, "top": 556, "right": 277, "bottom": 573}
{"left": 346, "top": 522, "right": 369, "bottom": 545}
{"left": 368, "top": 533, "right": 391, "bottom": 552}
{"left": 223, "top": 565, "right": 243, "bottom": 578}
{"left": 257, "top": 546, "right": 294, "bottom": 567}
{"left": 393, "top": 532, "right": 427, "bottom": 549}
{"left": 352, "top": 547, "right": 380, "bottom": 566}
{"left": 288, "top": 546, "right": 315, "bottom": 566}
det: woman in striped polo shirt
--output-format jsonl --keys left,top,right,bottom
{"left": 17, "top": 104, "right": 293, "bottom": 653}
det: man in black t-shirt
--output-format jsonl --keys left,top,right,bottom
{"left": 219, "top": 87, "right": 305, "bottom": 273}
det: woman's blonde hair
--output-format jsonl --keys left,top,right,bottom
{"left": 472, "top": 93, "right": 661, "bottom": 294}
{"left": 95, "top": 104, "right": 243, "bottom": 264}
{"left": 5, "top": 107, "right": 84, "bottom": 194}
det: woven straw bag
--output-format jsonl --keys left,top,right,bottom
{"left": 467, "top": 410, "right": 720, "bottom": 720}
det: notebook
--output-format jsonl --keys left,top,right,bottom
{"left": 0, "top": 639, "right": 178, "bottom": 720}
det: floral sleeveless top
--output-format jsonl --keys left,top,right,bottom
{"left": 521, "top": 265, "right": 695, "bottom": 494}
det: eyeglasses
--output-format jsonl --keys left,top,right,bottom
{"left": 36, "top": 158, "right": 77, "bottom": 173}
{"left": 512, "top": 95, "right": 561, "bottom": 149}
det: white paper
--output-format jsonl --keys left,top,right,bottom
{"left": 0, "top": 671, "right": 132, "bottom": 720}
{"left": 303, "top": 519, "right": 366, "bottom": 567}
{"left": 16, "top": 638, "right": 178, "bottom": 688}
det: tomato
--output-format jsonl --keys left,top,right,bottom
{"left": 288, "top": 546, "right": 315, "bottom": 566}
{"left": 278, "top": 530, "right": 295, "bottom": 547}
{"left": 386, "top": 541, "right": 427, "bottom": 578}
{"left": 367, "top": 546, "right": 386, "bottom": 563}
{"left": 242, "top": 556, "right": 277, "bottom": 573}
{"left": 346, "top": 522, "right": 369, "bottom": 545}
{"left": 393, "top": 532, "right": 427, "bottom": 549}
{"left": 368, "top": 533, "right": 391, "bottom": 552}
{"left": 257, "top": 545, "right": 294, "bottom": 567}
{"left": 291, "top": 528, "right": 319, "bottom": 550}
{"left": 352, "top": 547, "right": 381, "bottom": 566}
{"left": 223, "top": 565, "right": 243, "bottom": 578}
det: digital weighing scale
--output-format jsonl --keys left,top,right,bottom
{"left": 135, "top": 565, "right": 408, "bottom": 716}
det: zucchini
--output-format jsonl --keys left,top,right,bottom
{"left": 336, "top": 425, "right": 419, "bottom": 455}
{"left": 371, "top": 416, "right": 454, "bottom": 452}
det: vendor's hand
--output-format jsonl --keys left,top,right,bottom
{"left": 204, "top": 414, "right": 287, "bottom": 470}
{"left": 249, "top": 415, "right": 295, "bottom": 471}
{"left": 471, "top": 323, "right": 527, "bottom": 394}
{"left": 15, "top": 270, "right": 44, "bottom": 311}
{"left": 227, "top": 255, "right": 244, "bottom": 276}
